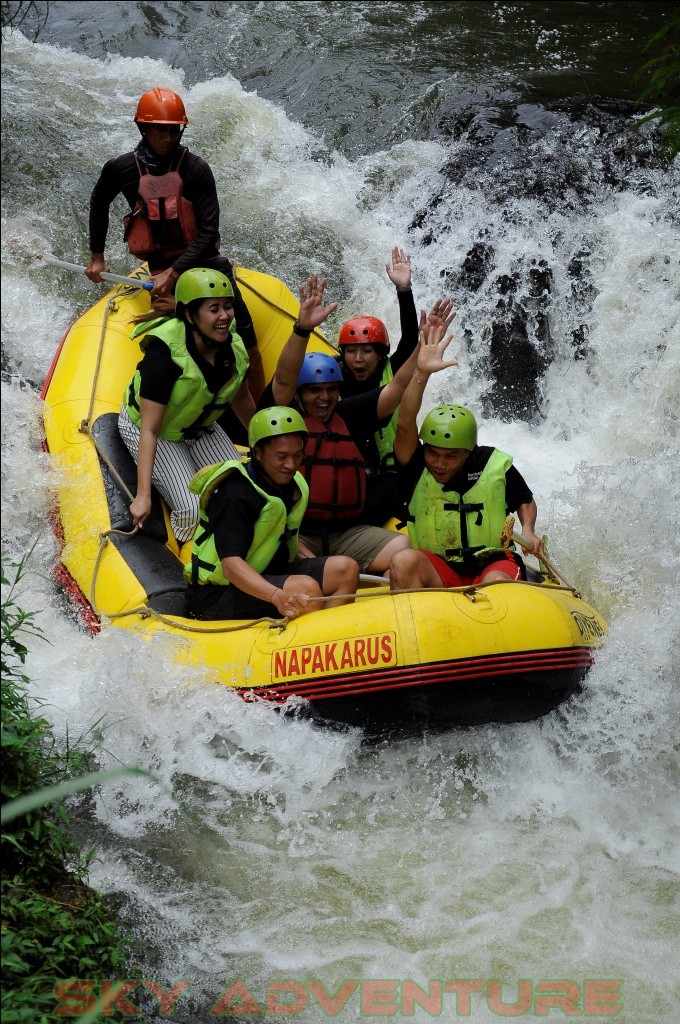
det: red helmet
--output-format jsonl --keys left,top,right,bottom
{"left": 337, "top": 316, "right": 390, "bottom": 351}
{"left": 134, "top": 88, "right": 188, "bottom": 125}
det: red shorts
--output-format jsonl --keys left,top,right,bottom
{"left": 421, "top": 550, "right": 523, "bottom": 587}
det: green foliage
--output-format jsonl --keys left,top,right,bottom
{"left": 634, "top": 9, "right": 680, "bottom": 159}
{"left": 1, "top": 551, "right": 129, "bottom": 1022}
{"left": 2, "top": 881, "right": 127, "bottom": 1023}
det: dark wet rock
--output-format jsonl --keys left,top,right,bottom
{"left": 457, "top": 241, "right": 496, "bottom": 292}
{"left": 482, "top": 309, "right": 549, "bottom": 422}
{"left": 409, "top": 91, "right": 671, "bottom": 422}
{"left": 427, "top": 91, "right": 668, "bottom": 212}
{"left": 567, "top": 249, "right": 597, "bottom": 360}
{"left": 478, "top": 259, "right": 553, "bottom": 421}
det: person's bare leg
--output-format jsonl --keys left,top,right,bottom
{"left": 479, "top": 570, "right": 513, "bottom": 583}
{"left": 366, "top": 534, "right": 410, "bottom": 577}
{"left": 322, "top": 556, "right": 359, "bottom": 607}
{"left": 388, "top": 548, "right": 442, "bottom": 590}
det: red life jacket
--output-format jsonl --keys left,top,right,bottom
{"left": 123, "top": 150, "right": 197, "bottom": 261}
{"left": 301, "top": 411, "right": 367, "bottom": 523}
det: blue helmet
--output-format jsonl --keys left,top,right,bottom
{"left": 297, "top": 352, "right": 342, "bottom": 388}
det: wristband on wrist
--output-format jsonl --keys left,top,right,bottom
{"left": 269, "top": 587, "right": 280, "bottom": 603}
{"left": 292, "top": 321, "right": 311, "bottom": 338}
{"left": 413, "top": 373, "right": 427, "bottom": 384}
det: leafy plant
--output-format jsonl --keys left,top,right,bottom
{"left": 634, "top": 9, "right": 680, "bottom": 159}
{"left": 1, "top": 550, "right": 130, "bottom": 1022}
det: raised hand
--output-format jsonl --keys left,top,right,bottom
{"left": 426, "top": 299, "right": 456, "bottom": 329}
{"left": 385, "top": 245, "right": 412, "bottom": 290}
{"left": 416, "top": 322, "right": 459, "bottom": 377}
{"left": 296, "top": 274, "right": 338, "bottom": 331}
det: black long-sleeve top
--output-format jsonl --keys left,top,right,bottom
{"left": 88, "top": 145, "right": 222, "bottom": 274}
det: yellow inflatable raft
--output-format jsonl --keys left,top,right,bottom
{"left": 41, "top": 266, "right": 607, "bottom": 733}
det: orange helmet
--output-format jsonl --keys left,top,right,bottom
{"left": 134, "top": 88, "right": 188, "bottom": 125}
{"left": 338, "top": 315, "right": 390, "bottom": 351}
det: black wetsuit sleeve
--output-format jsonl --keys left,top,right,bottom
{"left": 88, "top": 153, "right": 140, "bottom": 254}
{"left": 389, "top": 287, "right": 419, "bottom": 374}
{"left": 256, "top": 382, "right": 277, "bottom": 411}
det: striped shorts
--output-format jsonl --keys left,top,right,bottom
{"left": 118, "top": 404, "right": 240, "bottom": 542}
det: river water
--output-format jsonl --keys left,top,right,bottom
{"left": 1, "top": 3, "right": 679, "bottom": 1021}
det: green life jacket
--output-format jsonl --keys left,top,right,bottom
{"left": 374, "top": 361, "right": 397, "bottom": 469}
{"left": 407, "top": 447, "right": 513, "bottom": 563}
{"left": 185, "top": 459, "right": 309, "bottom": 586}
{"left": 125, "top": 317, "right": 249, "bottom": 441}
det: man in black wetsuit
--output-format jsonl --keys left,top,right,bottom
{"left": 84, "top": 87, "right": 264, "bottom": 405}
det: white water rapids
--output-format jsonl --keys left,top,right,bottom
{"left": 1, "top": 21, "right": 679, "bottom": 1023}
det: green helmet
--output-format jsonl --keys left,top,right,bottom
{"left": 248, "top": 406, "right": 308, "bottom": 449}
{"left": 174, "top": 267, "right": 234, "bottom": 306}
{"left": 419, "top": 405, "right": 478, "bottom": 450}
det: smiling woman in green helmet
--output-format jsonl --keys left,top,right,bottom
{"left": 118, "top": 266, "right": 255, "bottom": 543}
{"left": 184, "top": 406, "right": 359, "bottom": 622}
{"left": 389, "top": 321, "right": 545, "bottom": 592}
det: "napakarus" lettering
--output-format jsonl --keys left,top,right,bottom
{"left": 273, "top": 633, "right": 396, "bottom": 681}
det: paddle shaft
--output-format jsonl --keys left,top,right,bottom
{"left": 40, "top": 254, "right": 153, "bottom": 291}
{"left": 512, "top": 531, "right": 576, "bottom": 590}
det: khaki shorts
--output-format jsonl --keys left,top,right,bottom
{"left": 299, "top": 525, "right": 397, "bottom": 574}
